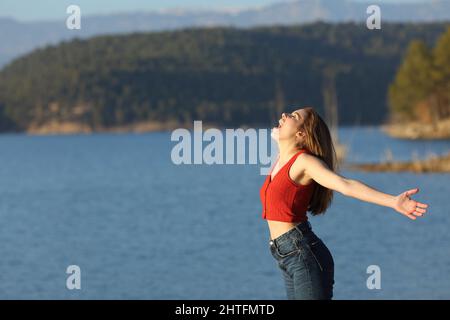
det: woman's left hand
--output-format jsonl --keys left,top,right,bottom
{"left": 393, "top": 188, "right": 429, "bottom": 220}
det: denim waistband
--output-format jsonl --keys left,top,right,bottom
{"left": 269, "top": 221, "right": 312, "bottom": 249}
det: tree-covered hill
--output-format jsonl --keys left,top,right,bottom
{"left": 0, "top": 22, "right": 448, "bottom": 132}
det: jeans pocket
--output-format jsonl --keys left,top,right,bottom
{"left": 274, "top": 239, "right": 302, "bottom": 259}
{"left": 277, "top": 247, "right": 302, "bottom": 258}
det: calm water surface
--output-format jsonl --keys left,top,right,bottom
{"left": 0, "top": 126, "right": 448, "bottom": 299}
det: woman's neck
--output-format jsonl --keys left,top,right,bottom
{"left": 277, "top": 140, "right": 302, "bottom": 162}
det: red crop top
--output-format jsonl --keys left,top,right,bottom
{"left": 260, "top": 149, "right": 316, "bottom": 223}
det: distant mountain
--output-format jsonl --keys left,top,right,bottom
{"left": 0, "top": 0, "right": 449, "bottom": 68}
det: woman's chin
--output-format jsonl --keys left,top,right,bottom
{"left": 271, "top": 127, "right": 280, "bottom": 141}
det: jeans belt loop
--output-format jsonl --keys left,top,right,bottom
{"left": 295, "top": 221, "right": 310, "bottom": 238}
{"left": 306, "top": 221, "right": 311, "bottom": 231}
{"left": 295, "top": 224, "right": 304, "bottom": 239}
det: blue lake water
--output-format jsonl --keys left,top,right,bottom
{"left": 0, "top": 126, "right": 449, "bottom": 299}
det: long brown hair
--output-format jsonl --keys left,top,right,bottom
{"left": 297, "top": 107, "right": 338, "bottom": 215}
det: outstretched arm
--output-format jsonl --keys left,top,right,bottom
{"left": 300, "top": 154, "right": 429, "bottom": 220}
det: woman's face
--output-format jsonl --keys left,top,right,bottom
{"left": 271, "top": 109, "right": 306, "bottom": 144}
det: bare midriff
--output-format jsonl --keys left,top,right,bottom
{"left": 267, "top": 220, "right": 303, "bottom": 240}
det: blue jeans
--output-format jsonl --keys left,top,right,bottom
{"left": 269, "top": 221, "right": 334, "bottom": 300}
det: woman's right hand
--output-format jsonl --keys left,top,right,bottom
{"left": 392, "top": 188, "right": 429, "bottom": 220}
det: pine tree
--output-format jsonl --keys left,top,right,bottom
{"left": 432, "top": 26, "right": 450, "bottom": 119}
{"left": 388, "top": 40, "right": 434, "bottom": 122}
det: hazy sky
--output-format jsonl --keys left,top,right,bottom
{"left": 0, "top": 0, "right": 429, "bottom": 22}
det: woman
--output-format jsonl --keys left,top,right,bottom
{"left": 259, "top": 107, "right": 429, "bottom": 300}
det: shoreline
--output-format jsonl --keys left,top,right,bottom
{"left": 346, "top": 151, "right": 450, "bottom": 173}
{"left": 0, "top": 120, "right": 448, "bottom": 138}
{"left": 24, "top": 120, "right": 185, "bottom": 135}
{"left": 23, "top": 120, "right": 266, "bottom": 135}
{"left": 381, "top": 118, "right": 450, "bottom": 140}
{"left": 9, "top": 121, "right": 302, "bottom": 135}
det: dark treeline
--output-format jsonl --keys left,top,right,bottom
{"left": 0, "top": 22, "right": 448, "bottom": 132}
